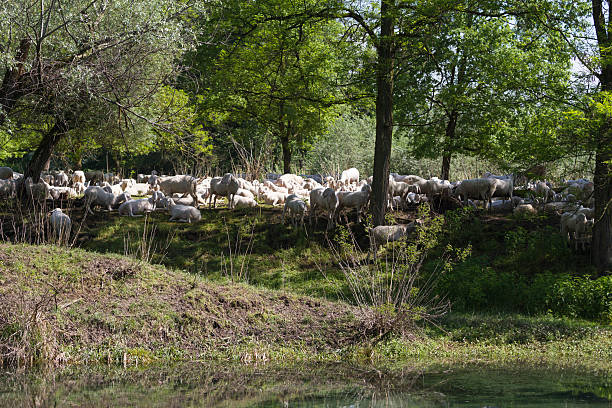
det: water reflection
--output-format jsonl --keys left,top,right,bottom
{"left": 0, "top": 363, "right": 610, "bottom": 407}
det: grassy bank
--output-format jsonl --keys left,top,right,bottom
{"left": 0, "top": 243, "right": 610, "bottom": 375}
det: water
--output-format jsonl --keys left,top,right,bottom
{"left": 0, "top": 364, "right": 610, "bottom": 407}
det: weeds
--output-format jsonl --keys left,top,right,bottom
{"left": 123, "top": 213, "right": 174, "bottom": 264}
{"left": 322, "top": 205, "right": 469, "bottom": 341}
{"left": 220, "top": 216, "right": 256, "bottom": 283}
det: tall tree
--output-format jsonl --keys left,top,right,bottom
{"left": 588, "top": 0, "right": 612, "bottom": 270}
{"left": 0, "top": 0, "right": 200, "bottom": 182}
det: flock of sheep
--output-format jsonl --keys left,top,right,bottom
{"left": 0, "top": 165, "right": 596, "bottom": 250}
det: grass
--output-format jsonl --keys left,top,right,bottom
{"left": 0, "top": 242, "right": 610, "bottom": 376}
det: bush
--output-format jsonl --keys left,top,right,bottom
{"left": 547, "top": 275, "right": 612, "bottom": 322}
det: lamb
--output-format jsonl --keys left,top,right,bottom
{"left": 452, "top": 178, "right": 497, "bottom": 210}
{"left": 560, "top": 212, "right": 593, "bottom": 250}
{"left": 340, "top": 168, "right": 359, "bottom": 187}
{"left": 336, "top": 184, "right": 371, "bottom": 222}
{"left": 49, "top": 208, "right": 71, "bottom": 241}
{"left": 208, "top": 173, "right": 240, "bottom": 208}
{"left": 261, "top": 190, "right": 288, "bottom": 206}
{"left": 282, "top": 194, "right": 307, "bottom": 227}
{"left": 159, "top": 175, "right": 203, "bottom": 206}
{"left": 167, "top": 198, "right": 202, "bottom": 223}
{"left": 309, "top": 187, "right": 339, "bottom": 230}
{"left": 231, "top": 195, "right": 258, "bottom": 209}
{"left": 0, "top": 166, "right": 14, "bottom": 180}
{"left": 118, "top": 193, "right": 159, "bottom": 217}
{"left": 83, "top": 186, "right": 130, "bottom": 214}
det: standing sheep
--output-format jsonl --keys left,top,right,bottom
{"left": 49, "top": 208, "right": 71, "bottom": 242}
{"left": 452, "top": 178, "right": 497, "bottom": 210}
{"left": 282, "top": 194, "right": 307, "bottom": 227}
{"left": 340, "top": 168, "right": 360, "bottom": 187}
{"left": 158, "top": 175, "right": 204, "bottom": 207}
{"left": 309, "top": 187, "right": 339, "bottom": 230}
{"left": 209, "top": 173, "right": 240, "bottom": 208}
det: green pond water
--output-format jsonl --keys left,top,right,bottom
{"left": 0, "top": 364, "right": 610, "bottom": 407}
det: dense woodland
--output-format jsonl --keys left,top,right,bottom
{"left": 0, "top": 0, "right": 609, "bottom": 270}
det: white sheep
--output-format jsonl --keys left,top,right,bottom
{"left": 0, "top": 166, "right": 14, "bottom": 180}
{"left": 534, "top": 181, "right": 555, "bottom": 203}
{"left": 118, "top": 194, "right": 158, "bottom": 217}
{"left": 452, "top": 178, "right": 497, "bottom": 210}
{"left": 282, "top": 194, "right": 307, "bottom": 227}
{"left": 340, "top": 168, "right": 359, "bottom": 187}
{"left": 513, "top": 204, "right": 537, "bottom": 216}
{"left": 72, "top": 170, "right": 86, "bottom": 185}
{"left": 54, "top": 171, "right": 69, "bottom": 187}
{"left": 83, "top": 186, "right": 130, "bottom": 214}
{"left": 167, "top": 198, "right": 202, "bottom": 223}
{"left": 262, "top": 189, "right": 288, "bottom": 206}
{"left": 337, "top": 184, "right": 371, "bottom": 222}
{"left": 209, "top": 173, "right": 240, "bottom": 208}
{"left": 560, "top": 212, "right": 593, "bottom": 250}
{"left": 370, "top": 223, "right": 417, "bottom": 246}
{"left": 158, "top": 175, "right": 203, "bottom": 207}
{"left": 309, "top": 187, "right": 339, "bottom": 230}
{"left": 231, "top": 195, "right": 258, "bottom": 209}
{"left": 491, "top": 178, "right": 514, "bottom": 204}
{"left": 49, "top": 208, "right": 71, "bottom": 241}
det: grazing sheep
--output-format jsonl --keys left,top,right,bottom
{"left": 49, "top": 208, "right": 71, "bottom": 241}
{"left": 83, "top": 186, "right": 130, "bottom": 214}
{"left": 158, "top": 175, "right": 203, "bottom": 207}
{"left": 452, "top": 178, "right": 497, "bottom": 210}
{"left": 337, "top": 184, "right": 371, "bottom": 222}
{"left": 209, "top": 173, "right": 240, "bottom": 208}
{"left": 0, "top": 167, "right": 14, "bottom": 180}
{"left": 167, "top": 198, "right": 201, "bottom": 223}
{"left": 231, "top": 195, "right": 258, "bottom": 209}
{"left": 340, "top": 168, "right": 359, "bottom": 187}
{"left": 118, "top": 195, "right": 158, "bottom": 217}
{"left": 370, "top": 222, "right": 419, "bottom": 246}
{"left": 282, "top": 194, "right": 307, "bottom": 227}
{"left": 309, "top": 187, "right": 339, "bottom": 230}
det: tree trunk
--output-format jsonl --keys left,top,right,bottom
{"left": 441, "top": 110, "right": 458, "bottom": 180}
{"left": 371, "top": 0, "right": 395, "bottom": 226}
{"left": 24, "top": 121, "right": 69, "bottom": 183}
{"left": 281, "top": 133, "right": 292, "bottom": 174}
{"left": 591, "top": 128, "right": 612, "bottom": 272}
